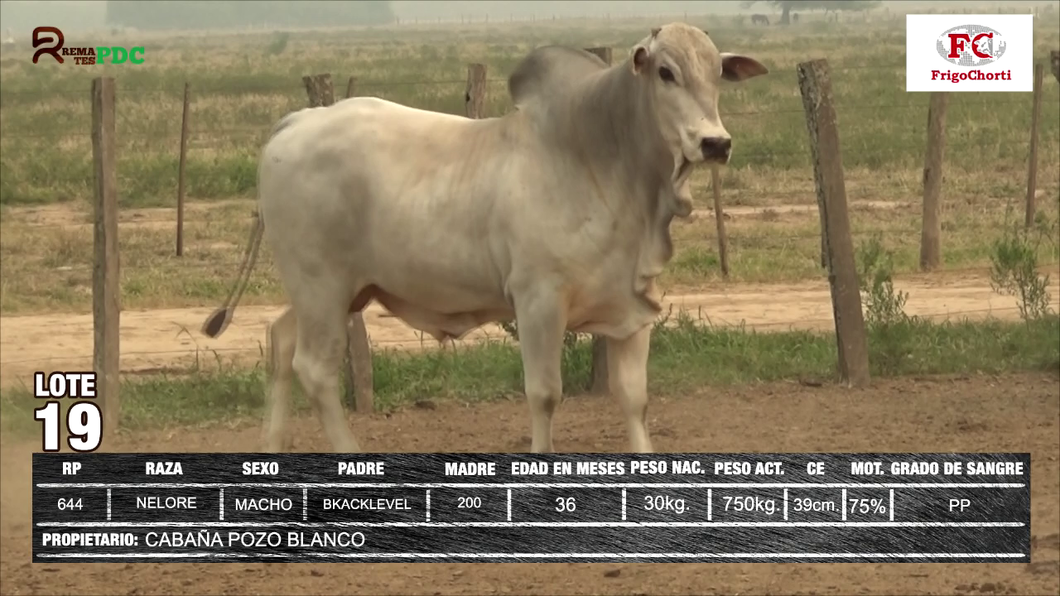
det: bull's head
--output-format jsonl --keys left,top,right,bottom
{"left": 630, "top": 23, "right": 767, "bottom": 183}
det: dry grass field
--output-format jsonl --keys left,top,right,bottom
{"left": 1, "top": 8, "right": 1059, "bottom": 595}
{"left": 1, "top": 13, "right": 1058, "bottom": 315}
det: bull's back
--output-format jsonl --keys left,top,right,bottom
{"left": 262, "top": 97, "right": 515, "bottom": 192}
{"left": 265, "top": 97, "right": 479, "bottom": 156}
{"left": 257, "top": 96, "right": 527, "bottom": 312}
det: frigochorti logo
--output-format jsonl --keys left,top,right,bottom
{"left": 906, "top": 14, "right": 1031, "bottom": 92}
{"left": 931, "top": 23, "right": 1010, "bottom": 85}
{"left": 937, "top": 24, "right": 1007, "bottom": 66}
{"left": 32, "top": 26, "right": 144, "bottom": 65}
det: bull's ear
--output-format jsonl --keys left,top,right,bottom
{"left": 632, "top": 45, "right": 650, "bottom": 74}
{"left": 720, "top": 53, "right": 769, "bottom": 82}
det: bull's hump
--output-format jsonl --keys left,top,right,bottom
{"left": 268, "top": 97, "right": 471, "bottom": 153}
{"left": 508, "top": 46, "right": 608, "bottom": 108}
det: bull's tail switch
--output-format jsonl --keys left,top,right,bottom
{"left": 202, "top": 211, "right": 266, "bottom": 339}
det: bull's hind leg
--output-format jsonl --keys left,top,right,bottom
{"left": 606, "top": 325, "right": 654, "bottom": 453}
{"left": 513, "top": 291, "right": 567, "bottom": 453}
{"left": 289, "top": 300, "right": 361, "bottom": 453}
{"left": 262, "top": 307, "right": 297, "bottom": 453}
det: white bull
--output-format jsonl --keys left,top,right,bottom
{"left": 202, "top": 23, "right": 767, "bottom": 453}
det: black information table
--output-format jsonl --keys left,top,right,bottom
{"left": 32, "top": 453, "right": 1030, "bottom": 563}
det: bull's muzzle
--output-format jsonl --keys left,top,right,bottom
{"left": 700, "top": 137, "right": 732, "bottom": 163}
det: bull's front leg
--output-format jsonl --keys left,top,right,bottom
{"left": 513, "top": 289, "right": 567, "bottom": 453}
{"left": 606, "top": 324, "right": 654, "bottom": 453}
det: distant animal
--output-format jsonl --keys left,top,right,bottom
{"left": 202, "top": 23, "right": 768, "bottom": 455}
{"left": 792, "top": 13, "right": 799, "bottom": 23}
{"left": 751, "top": 13, "right": 770, "bottom": 26}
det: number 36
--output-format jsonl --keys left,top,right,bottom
{"left": 554, "top": 497, "right": 576, "bottom": 512}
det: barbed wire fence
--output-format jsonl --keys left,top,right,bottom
{"left": 1, "top": 47, "right": 1057, "bottom": 429}
{"left": 0, "top": 301, "right": 1043, "bottom": 369}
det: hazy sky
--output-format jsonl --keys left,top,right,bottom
{"left": 1, "top": 0, "right": 1056, "bottom": 34}
{"left": 0, "top": 1, "right": 748, "bottom": 32}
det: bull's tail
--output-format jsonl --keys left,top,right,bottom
{"left": 201, "top": 210, "right": 266, "bottom": 338}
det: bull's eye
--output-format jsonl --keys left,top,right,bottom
{"left": 658, "top": 66, "right": 676, "bottom": 83}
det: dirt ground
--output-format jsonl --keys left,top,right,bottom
{"left": 4, "top": 198, "right": 1056, "bottom": 388}
{"left": 5, "top": 200, "right": 910, "bottom": 229}
{"left": 2, "top": 271, "right": 1057, "bottom": 388}
{"left": 1, "top": 372, "right": 1058, "bottom": 595}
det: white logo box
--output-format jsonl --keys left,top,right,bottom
{"left": 906, "top": 14, "right": 1034, "bottom": 92}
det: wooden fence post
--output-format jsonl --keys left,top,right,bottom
{"left": 797, "top": 59, "right": 870, "bottom": 388}
{"left": 584, "top": 46, "right": 613, "bottom": 65}
{"left": 583, "top": 46, "right": 614, "bottom": 396}
{"left": 1025, "top": 62, "right": 1044, "bottom": 229}
{"left": 301, "top": 73, "right": 334, "bottom": 107}
{"left": 302, "top": 73, "right": 373, "bottom": 413}
{"left": 344, "top": 75, "right": 372, "bottom": 414}
{"left": 465, "top": 64, "right": 487, "bottom": 119}
{"left": 816, "top": 200, "right": 828, "bottom": 269}
{"left": 176, "top": 82, "right": 190, "bottom": 257}
{"left": 91, "top": 77, "right": 121, "bottom": 440}
{"left": 711, "top": 166, "right": 730, "bottom": 278}
{"left": 345, "top": 314, "right": 373, "bottom": 414}
{"left": 919, "top": 91, "right": 948, "bottom": 271}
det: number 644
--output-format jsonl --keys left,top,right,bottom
{"left": 34, "top": 401, "right": 102, "bottom": 452}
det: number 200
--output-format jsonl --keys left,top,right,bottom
{"left": 457, "top": 496, "right": 482, "bottom": 509}
{"left": 34, "top": 401, "right": 102, "bottom": 452}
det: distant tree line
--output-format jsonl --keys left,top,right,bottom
{"left": 105, "top": 1, "right": 395, "bottom": 30}
{"left": 741, "top": 0, "right": 880, "bottom": 25}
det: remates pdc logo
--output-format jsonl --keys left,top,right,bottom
{"left": 936, "top": 24, "right": 1007, "bottom": 67}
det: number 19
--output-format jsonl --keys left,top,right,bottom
{"left": 34, "top": 401, "right": 102, "bottom": 452}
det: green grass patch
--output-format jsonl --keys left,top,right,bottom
{"left": 3, "top": 313, "right": 1057, "bottom": 438}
